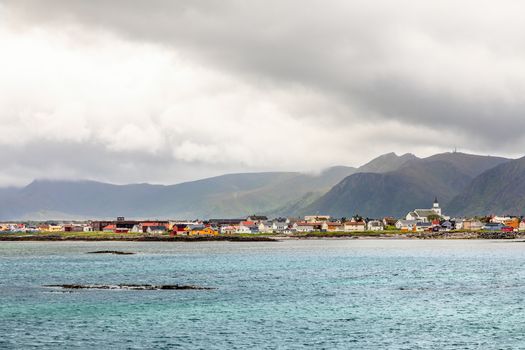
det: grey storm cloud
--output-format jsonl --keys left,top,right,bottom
{"left": 1, "top": 0, "right": 525, "bottom": 185}
{"left": 7, "top": 1, "right": 525, "bottom": 134}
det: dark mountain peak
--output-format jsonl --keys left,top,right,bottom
{"left": 358, "top": 152, "right": 419, "bottom": 174}
{"left": 304, "top": 151, "right": 512, "bottom": 218}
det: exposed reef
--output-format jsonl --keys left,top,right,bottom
{"left": 44, "top": 284, "right": 216, "bottom": 290}
{"left": 86, "top": 250, "right": 135, "bottom": 255}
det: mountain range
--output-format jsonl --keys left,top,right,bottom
{"left": 0, "top": 151, "right": 521, "bottom": 220}
{"left": 304, "top": 152, "right": 509, "bottom": 218}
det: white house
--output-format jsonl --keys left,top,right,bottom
{"left": 367, "top": 220, "right": 384, "bottom": 231}
{"left": 146, "top": 226, "right": 166, "bottom": 234}
{"left": 131, "top": 224, "right": 142, "bottom": 233}
{"left": 294, "top": 222, "right": 317, "bottom": 233}
{"left": 491, "top": 216, "right": 512, "bottom": 224}
{"left": 304, "top": 215, "right": 330, "bottom": 223}
{"left": 395, "top": 220, "right": 418, "bottom": 231}
{"left": 258, "top": 221, "right": 274, "bottom": 234}
{"left": 273, "top": 220, "right": 291, "bottom": 234}
{"left": 235, "top": 225, "right": 252, "bottom": 234}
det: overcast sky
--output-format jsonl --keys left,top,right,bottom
{"left": 1, "top": 0, "right": 525, "bottom": 186}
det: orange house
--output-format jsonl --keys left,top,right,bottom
{"left": 504, "top": 218, "right": 520, "bottom": 229}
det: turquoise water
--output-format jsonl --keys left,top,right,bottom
{"left": 1, "top": 239, "right": 525, "bottom": 349}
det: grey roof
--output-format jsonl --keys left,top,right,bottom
{"left": 396, "top": 220, "right": 418, "bottom": 225}
{"left": 416, "top": 222, "right": 432, "bottom": 227}
{"left": 414, "top": 209, "right": 439, "bottom": 217}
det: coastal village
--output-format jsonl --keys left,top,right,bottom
{"left": 1, "top": 199, "right": 524, "bottom": 237}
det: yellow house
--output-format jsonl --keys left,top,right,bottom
{"left": 40, "top": 225, "right": 63, "bottom": 232}
{"left": 188, "top": 227, "right": 219, "bottom": 236}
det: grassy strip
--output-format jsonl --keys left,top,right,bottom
{"left": 293, "top": 230, "right": 401, "bottom": 238}
{"left": 1, "top": 231, "right": 145, "bottom": 239}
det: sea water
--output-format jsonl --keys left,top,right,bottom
{"left": 1, "top": 239, "right": 525, "bottom": 349}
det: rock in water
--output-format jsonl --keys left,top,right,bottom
{"left": 43, "top": 284, "right": 215, "bottom": 290}
{"left": 86, "top": 251, "right": 135, "bottom": 255}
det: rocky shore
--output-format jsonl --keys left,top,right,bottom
{"left": 1, "top": 232, "right": 523, "bottom": 241}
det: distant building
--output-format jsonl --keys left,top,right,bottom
{"left": 304, "top": 215, "right": 330, "bottom": 223}
{"left": 406, "top": 198, "right": 445, "bottom": 222}
{"left": 491, "top": 216, "right": 512, "bottom": 224}
{"left": 343, "top": 220, "right": 366, "bottom": 232}
{"left": 294, "top": 222, "right": 322, "bottom": 232}
{"left": 458, "top": 219, "right": 483, "bottom": 231}
{"left": 208, "top": 219, "right": 244, "bottom": 226}
{"left": 322, "top": 222, "right": 344, "bottom": 232}
{"left": 440, "top": 221, "right": 454, "bottom": 231}
{"left": 483, "top": 223, "right": 505, "bottom": 231}
{"left": 102, "top": 224, "right": 116, "bottom": 232}
{"left": 415, "top": 222, "right": 432, "bottom": 232}
{"left": 395, "top": 220, "right": 418, "bottom": 231}
{"left": 382, "top": 217, "right": 397, "bottom": 227}
{"left": 272, "top": 219, "right": 291, "bottom": 234}
{"left": 146, "top": 226, "right": 167, "bottom": 234}
{"left": 258, "top": 221, "right": 274, "bottom": 233}
{"left": 367, "top": 220, "right": 384, "bottom": 231}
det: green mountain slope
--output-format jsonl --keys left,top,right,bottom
{"left": 0, "top": 152, "right": 513, "bottom": 220}
{"left": 302, "top": 153, "right": 509, "bottom": 218}
{"left": 0, "top": 167, "right": 357, "bottom": 220}
{"left": 447, "top": 156, "right": 525, "bottom": 216}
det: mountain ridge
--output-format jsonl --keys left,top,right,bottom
{"left": 0, "top": 152, "right": 516, "bottom": 220}
{"left": 302, "top": 152, "right": 510, "bottom": 218}
{"left": 447, "top": 156, "right": 525, "bottom": 216}
{"left": 0, "top": 167, "right": 357, "bottom": 220}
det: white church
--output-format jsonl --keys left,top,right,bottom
{"left": 406, "top": 198, "right": 448, "bottom": 222}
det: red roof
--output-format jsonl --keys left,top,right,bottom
{"left": 141, "top": 222, "right": 166, "bottom": 227}
{"left": 103, "top": 224, "right": 116, "bottom": 230}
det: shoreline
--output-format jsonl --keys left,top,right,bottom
{"left": 0, "top": 235, "right": 278, "bottom": 242}
{"left": 0, "top": 231, "right": 522, "bottom": 242}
